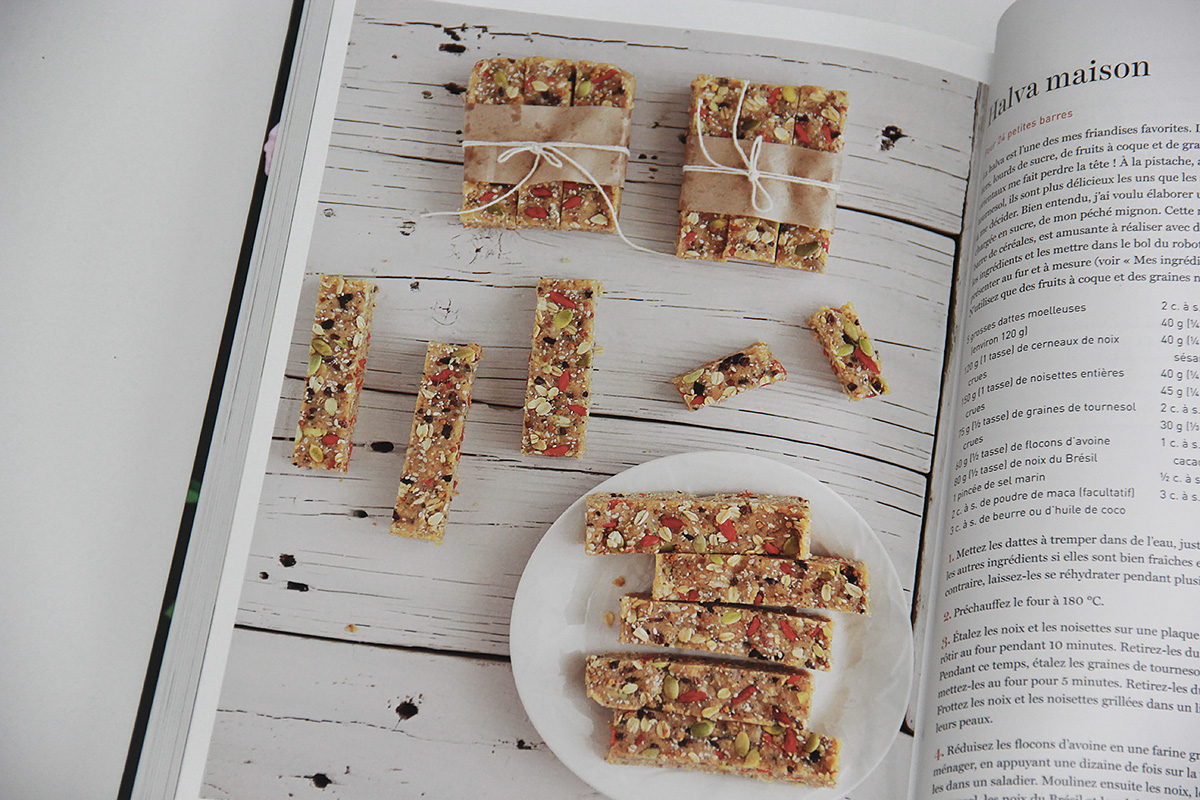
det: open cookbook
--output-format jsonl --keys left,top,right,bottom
{"left": 129, "top": 1, "right": 1200, "bottom": 798}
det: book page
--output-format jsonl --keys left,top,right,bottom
{"left": 195, "top": 1, "right": 982, "bottom": 798}
{"left": 915, "top": 1, "right": 1200, "bottom": 797}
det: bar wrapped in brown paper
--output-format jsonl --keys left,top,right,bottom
{"left": 462, "top": 104, "right": 632, "bottom": 187}
{"left": 457, "top": 56, "right": 637, "bottom": 232}
{"left": 678, "top": 134, "right": 841, "bottom": 231}
{"left": 675, "top": 75, "right": 848, "bottom": 271}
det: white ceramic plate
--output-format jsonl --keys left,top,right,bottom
{"left": 510, "top": 451, "right": 913, "bottom": 800}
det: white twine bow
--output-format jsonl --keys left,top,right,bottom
{"left": 423, "top": 139, "right": 657, "bottom": 255}
{"left": 684, "top": 83, "right": 840, "bottom": 215}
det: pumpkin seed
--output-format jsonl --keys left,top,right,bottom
{"left": 689, "top": 720, "right": 715, "bottom": 738}
{"left": 790, "top": 241, "right": 823, "bottom": 260}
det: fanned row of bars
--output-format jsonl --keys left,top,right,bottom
{"left": 290, "top": 276, "right": 601, "bottom": 543}
{"left": 584, "top": 489, "right": 871, "bottom": 786}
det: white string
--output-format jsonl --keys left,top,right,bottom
{"left": 686, "top": 84, "right": 840, "bottom": 213}
{"left": 423, "top": 139, "right": 657, "bottom": 255}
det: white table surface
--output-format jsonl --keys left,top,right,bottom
{"left": 0, "top": 2, "right": 1011, "bottom": 798}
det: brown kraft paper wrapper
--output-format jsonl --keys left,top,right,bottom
{"left": 677, "top": 134, "right": 841, "bottom": 231}
{"left": 463, "top": 103, "right": 632, "bottom": 187}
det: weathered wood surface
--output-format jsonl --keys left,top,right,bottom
{"left": 203, "top": 627, "right": 913, "bottom": 799}
{"left": 237, "top": 411, "right": 926, "bottom": 654}
{"left": 204, "top": 0, "right": 977, "bottom": 796}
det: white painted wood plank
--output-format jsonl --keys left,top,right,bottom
{"left": 201, "top": 628, "right": 604, "bottom": 799}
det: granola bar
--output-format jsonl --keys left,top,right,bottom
{"left": 585, "top": 492, "right": 811, "bottom": 558}
{"left": 671, "top": 342, "right": 786, "bottom": 411}
{"left": 607, "top": 708, "right": 840, "bottom": 787}
{"left": 520, "top": 278, "right": 600, "bottom": 457}
{"left": 390, "top": 341, "right": 482, "bottom": 543}
{"left": 676, "top": 75, "right": 742, "bottom": 260}
{"left": 572, "top": 60, "right": 636, "bottom": 108}
{"left": 462, "top": 57, "right": 524, "bottom": 229}
{"left": 653, "top": 553, "right": 870, "bottom": 615}
{"left": 292, "top": 275, "right": 379, "bottom": 472}
{"left": 776, "top": 85, "right": 848, "bottom": 272}
{"left": 562, "top": 61, "right": 635, "bottom": 233}
{"left": 516, "top": 57, "right": 574, "bottom": 229}
{"left": 809, "top": 301, "right": 888, "bottom": 400}
{"left": 585, "top": 653, "right": 813, "bottom": 727}
{"left": 465, "top": 56, "right": 523, "bottom": 105}
{"left": 677, "top": 76, "right": 847, "bottom": 271}
{"left": 722, "top": 83, "right": 797, "bottom": 264}
{"left": 619, "top": 594, "right": 833, "bottom": 671}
